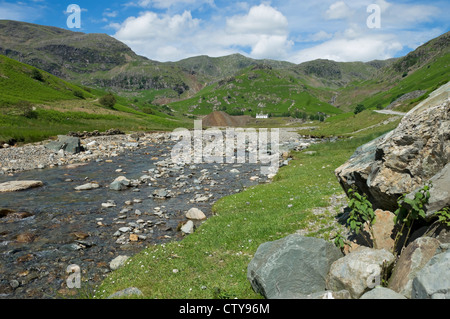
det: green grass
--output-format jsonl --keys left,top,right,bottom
{"left": 296, "top": 110, "right": 399, "bottom": 137}
{"left": 0, "top": 55, "right": 93, "bottom": 106}
{"left": 94, "top": 115, "right": 399, "bottom": 299}
{"left": 0, "top": 105, "right": 190, "bottom": 144}
{"left": 336, "top": 53, "right": 450, "bottom": 112}
{"left": 169, "top": 67, "right": 343, "bottom": 118}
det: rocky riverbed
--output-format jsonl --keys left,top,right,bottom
{"left": 0, "top": 128, "right": 318, "bottom": 299}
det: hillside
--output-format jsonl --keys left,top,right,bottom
{"left": 290, "top": 59, "right": 395, "bottom": 89}
{"left": 0, "top": 55, "right": 190, "bottom": 145}
{"left": 171, "top": 53, "right": 295, "bottom": 80}
{"left": 0, "top": 20, "right": 448, "bottom": 120}
{"left": 333, "top": 31, "right": 450, "bottom": 112}
{"left": 0, "top": 54, "right": 93, "bottom": 106}
{"left": 169, "top": 64, "right": 343, "bottom": 118}
{"left": 0, "top": 20, "right": 199, "bottom": 97}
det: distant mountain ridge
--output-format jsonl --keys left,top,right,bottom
{"left": 0, "top": 19, "right": 448, "bottom": 114}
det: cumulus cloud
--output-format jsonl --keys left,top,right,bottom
{"left": 111, "top": 0, "right": 445, "bottom": 63}
{"left": 126, "top": 0, "right": 214, "bottom": 10}
{"left": 224, "top": 4, "right": 293, "bottom": 59}
{"left": 325, "top": 1, "right": 354, "bottom": 20}
{"left": 226, "top": 4, "right": 288, "bottom": 35}
{"left": 113, "top": 10, "right": 202, "bottom": 61}
{"left": 291, "top": 33, "right": 403, "bottom": 63}
{"left": 113, "top": 4, "right": 293, "bottom": 61}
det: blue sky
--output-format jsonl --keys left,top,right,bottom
{"left": 0, "top": 0, "right": 449, "bottom": 63}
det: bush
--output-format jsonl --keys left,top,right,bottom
{"left": 99, "top": 93, "right": 116, "bottom": 108}
{"left": 16, "top": 100, "right": 38, "bottom": 119}
{"left": 31, "top": 68, "right": 44, "bottom": 82}
{"left": 354, "top": 104, "right": 366, "bottom": 114}
{"left": 73, "top": 90, "right": 85, "bottom": 99}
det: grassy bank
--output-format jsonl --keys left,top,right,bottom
{"left": 297, "top": 110, "right": 400, "bottom": 138}
{"left": 93, "top": 115, "right": 399, "bottom": 299}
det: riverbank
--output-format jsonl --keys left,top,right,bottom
{"left": 93, "top": 117, "right": 401, "bottom": 299}
{"left": 0, "top": 127, "right": 318, "bottom": 299}
{"left": 0, "top": 131, "right": 170, "bottom": 175}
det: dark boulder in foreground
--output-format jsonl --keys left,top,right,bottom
{"left": 247, "top": 234, "right": 342, "bottom": 299}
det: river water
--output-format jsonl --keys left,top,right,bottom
{"left": 0, "top": 138, "right": 269, "bottom": 299}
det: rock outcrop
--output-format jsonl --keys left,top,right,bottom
{"left": 247, "top": 84, "right": 450, "bottom": 300}
{"left": 335, "top": 82, "right": 450, "bottom": 215}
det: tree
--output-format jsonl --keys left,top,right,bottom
{"left": 354, "top": 104, "right": 366, "bottom": 114}
{"left": 99, "top": 93, "right": 116, "bottom": 108}
{"left": 73, "top": 90, "right": 85, "bottom": 99}
{"left": 31, "top": 68, "right": 44, "bottom": 82}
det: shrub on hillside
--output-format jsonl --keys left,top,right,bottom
{"left": 99, "top": 93, "right": 116, "bottom": 108}
{"left": 31, "top": 68, "right": 44, "bottom": 82}
{"left": 354, "top": 104, "right": 366, "bottom": 114}
{"left": 73, "top": 90, "right": 85, "bottom": 99}
{"left": 16, "top": 100, "right": 38, "bottom": 119}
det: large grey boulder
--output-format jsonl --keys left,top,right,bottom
{"left": 412, "top": 250, "right": 450, "bottom": 299}
{"left": 335, "top": 83, "right": 450, "bottom": 213}
{"left": 247, "top": 234, "right": 343, "bottom": 299}
{"left": 45, "top": 135, "right": 82, "bottom": 154}
{"left": 388, "top": 237, "right": 441, "bottom": 298}
{"left": 326, "top": 246, "right": 395, "bottom": 299}
{"left": 360, "top": 287, "right": 407, "bottom": 299}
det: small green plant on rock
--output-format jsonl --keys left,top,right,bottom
{"left": 346, "top": 187, "right": 377, "bottom": 248}
{"left": 436, "top": 207, "right": 450, "bottom": 227}
{"left": 333, "top": 232, "right": 350, "bottom": 253}
{"left": 393, "top": 183, "right": 431, "bottom": 255}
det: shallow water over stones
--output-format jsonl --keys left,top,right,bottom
{"left": 0, "top": 139, "right": 268, "bottom": 299}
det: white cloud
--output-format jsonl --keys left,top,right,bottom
{"left": 325, "top": 1, "right": 354, "bottom": 20}
{"left": 111, "top": 0, "right": 445, "bottom": 63}
{"left": 126, "top": 0, "right": 214, "bottom": 10}
{"left": 224, "top": 4, "right": 293, "bottom": 59}
{"left": 113, "top": 4, "right": 293, "bottom": 61}
{"left": 103, "top": 10, "right": 118, "bottom": 18}
{"left": 114, "top": 10, "right": 200, "bottom": 42}
{"left": 291, "top": 33, "right": 403, "bottom": 63}
{"left": 226, "top": 4, "right": 289, "bottom": 35}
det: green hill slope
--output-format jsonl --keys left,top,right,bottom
{"left": 334, "top": 31, "right": 450, "bottom": 112}
{"left": 169, "top": 64, "right": 342, "bottom": 118}
{"left": 0, "top": 54, "right": 93, "bottom": 106}
{"left": 0, "top": 55, "right": 190, "bottom": 145}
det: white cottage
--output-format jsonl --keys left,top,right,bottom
{"left": 256, "top": 112, "right": 269, "bottom": 119}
